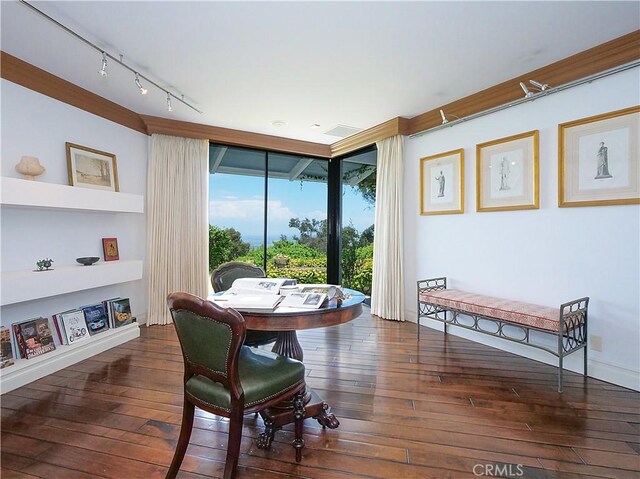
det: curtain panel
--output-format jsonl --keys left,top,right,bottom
{"left": 371, "top": 135, "right": 405, "bottom": 321}
{"left": 146, "top": 134, "right": 209, "bottom": 326}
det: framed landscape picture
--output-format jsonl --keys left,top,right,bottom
{"left": 66, "top": 142, "right": 119, "bottom": 192}
{"left": 102, "top": 238, "right": 119, "bottom": 261}
{"left": 559, "top": 106, "right": 640, "bottom": 207}
{"left": 420, "top": 149, "right": 464, "bottom": 215}
{"left": 476, "top": 130, "right": 539, "bottom": 212}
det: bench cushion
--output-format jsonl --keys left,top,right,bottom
{"left": 419, "top": 289, "right": 560, "bottom": 332}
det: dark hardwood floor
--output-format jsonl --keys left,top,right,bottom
{"left": 2, "top": 307, "right": 639, "bottom": 478}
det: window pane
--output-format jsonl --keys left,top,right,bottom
{"left": 341, "top": 148, "right": 376, "bottom": 295}
{"left": 208, "top": 145, "right": 266, "bottom": 274}
{"left": 267, "top": 154, "right": 328, "bottom": 283}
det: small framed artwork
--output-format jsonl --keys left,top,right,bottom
{"left": 476, "top": 130, "right": 539, "bottom": 212}
{"left": 66, "top": 142, "right": 119, "bottom": 192}
{"left": 420, "top": 149, "right": 464, "bottom": 215}
{"left": 559, "top": 106, "right": 640, "bottom": 207}
{"left": 102, "top": 238, "right": 119, "bottom": 261}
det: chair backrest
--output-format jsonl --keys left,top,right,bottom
{"left": 211, "top": 261, "right": 266, "bottom": 292}
{"left": 167, "top": 292, "right": 246, "bottom": 396}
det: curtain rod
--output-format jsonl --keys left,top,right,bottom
{"left": 410, "top": 60, "right": 640, "bottom": 138}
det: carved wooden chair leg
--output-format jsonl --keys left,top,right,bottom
{"left": 165, "top": 398, "right": 195, "bottom": 479}
{"left": 223, "top": 406, "right": 245, "bottom": 479}
{"left": 292, "top": 391, "right": 305, "bottom": 462}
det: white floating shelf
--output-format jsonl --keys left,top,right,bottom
{"left": 1, "top": 177, "right": 144, "bottom": 213}
{"left": 1, "top": 260, "right": 144, "bottom": 306}
{"left": 0, "top": 322, "right": 140, "bottom": 393}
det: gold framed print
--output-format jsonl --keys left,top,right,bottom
{"left": 420, "top": 148, "right": 464, "bottom": 215}
{"left": 476, "top": 130, "right": 539, "bottom": 212}
{"left": 559, "top": 106, "right": 640, "bottom": 207}
{"left": 66, "top": 142, "right": 119, "bottom": 192}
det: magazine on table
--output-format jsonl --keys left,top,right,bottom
{"left": 277, "top": 292, "right": 327, "bottom": 310}
{"left": 297, "top": 284, "right": 346, "bottom": 300}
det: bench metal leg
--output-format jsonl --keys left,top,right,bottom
{"left": 583, "top": 345, "right": 588, "bottom": 378}
{"left": 558, "top": 356, "right": 563, "bottom": 393}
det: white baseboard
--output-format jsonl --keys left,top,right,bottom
{"left": 406, "top": 308, "right": 639, "bottom": 391}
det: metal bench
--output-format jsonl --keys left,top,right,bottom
{"left": 417, "top": 277, "right": 589, "bottom": 392}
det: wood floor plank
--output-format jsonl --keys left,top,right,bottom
{"left": 2, "top": 307, "right": 638, "bottom": 479}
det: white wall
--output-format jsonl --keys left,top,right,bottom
{"left": 1, "top": 79, "right": 149, "bottom": 326}
{"left": 404, "top": 67, "right": 640, "bottom": 390}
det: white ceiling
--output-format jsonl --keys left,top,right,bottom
{"left": 2, "top": 1, "right": 638, "bottom": 144}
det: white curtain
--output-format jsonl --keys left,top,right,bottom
{"left": 371, "top": 135, "right": 404, "bottom": 321}
{"left": 146, "top": 134, "right": 209, "bottom": 325}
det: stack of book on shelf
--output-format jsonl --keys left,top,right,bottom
{"left": 210, "top": 278, "right": 296, "bottom": 312}
{"left": 3, "top": 298, "right": 136, "bottom": 366}
{"left": 12, "top": 317, "right": 56, "bottom": 359}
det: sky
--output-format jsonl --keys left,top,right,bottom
{"left": 209, "top": 173, "right": 374, "bottom": 246}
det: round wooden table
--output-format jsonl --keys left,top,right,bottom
{"left": 234, "top": 290, "right": 365, "bottom": 448}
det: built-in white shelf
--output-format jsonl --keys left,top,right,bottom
{"left": 1, "top": 260, "right": 144, "bottom": 306}
{"left": 1, "top": 177, "right": 144, "bottom": 213}
{"left": 0, "top": 322, "right": 140, "bottom": 393}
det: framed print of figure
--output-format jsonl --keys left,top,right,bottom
{"left": 420, "top": 149, "right": 464, "bottom": 215}
{"left": 559, "top": 106, "right": 640, "bottom": 207}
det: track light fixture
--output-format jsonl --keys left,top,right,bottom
{"left": 529, "top": 79, "right": 549, "bottom": 91}
{"left": 519, "top": 82, "right": 534, "bottom": 98}
{"left": 439, "top": 109, "right": 449, "bottom": 125}
{"left": 18, "top": 0, "right": 202, "bottom": 113}
{"left": 166, "top": 92, "right": 173, "bottom": 112}
{"left": 99, "top": 52, "right": 107, "bottom": 77}
{"left": 134, "top": 73, "right": 148, "bottom": 95}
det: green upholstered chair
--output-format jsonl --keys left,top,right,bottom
{"left": 211, "top": 261, "right": 279, "bottom": 347}
{"left": 166, "top": 292, "right": 306, "bottom": 479}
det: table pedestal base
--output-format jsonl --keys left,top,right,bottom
{"left": 256, "top": 388, "right": 339, "bottom": 449}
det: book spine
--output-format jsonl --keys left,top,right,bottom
{"left": 11, "top": 324, "right": 26, "bottom": 359}
{"left": 52, "top": 315, "right": 65, "bottom": 345}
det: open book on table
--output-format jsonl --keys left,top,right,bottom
{"left": 210, "top": 277, "right": 295, "bottom": 312}
{"left": 275, "top": 292, "right": 328, "bottom": 312}
{"left": 297, "top": 284, "right": 347, "bottom": 300}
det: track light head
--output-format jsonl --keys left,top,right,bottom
{"left": 529, "top": 79, "right": 549, "bottom": 91}
{"left": 439, "top": 109, "right": 448, "bottom": 125}
{"left": 134, "top": 73, "right": 148, "bottom": 95}
{"left": 99, "top": 52, "right": 108, "bottom": 77}
{"left": 166, "top": 92, "right": 173, "bottom": 112}
{"left": 519, "top": 81, "right": 534, "bottom": 98}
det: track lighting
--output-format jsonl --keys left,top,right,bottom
{"left": 134, "top": 73, "right": 148, "bottom": 95}
{"left": 439, "top": 109, "right": 448, "bottom": 125}
{"left": 519, "top": 82, "right": 534, "bottom": 98}
{"left": 529, "top": 79, "right": 549, "bottom": 91}
{"left": 166, "top": 92, "right": 173, "bottom": 112}
{"left": 99, "top": 52, "right": 107, "bottom": 77}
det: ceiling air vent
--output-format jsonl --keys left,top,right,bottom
{"left": 323, "top": 124, "right": 363, "bottom": 138}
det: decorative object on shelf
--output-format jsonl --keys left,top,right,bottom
{"left": 76, "top": 256, "right": 100, "bottom": 266}
{"left": 102, "top": 238, "right": 119, "bottom": 261}
{"left": 15, "top": 156, "right": 45, "bottom": 180}
{"left": 66, "top": 142, "right": 119, "bottom": 192}
{"left": 476, "top": 130, "right": 539, "bottom": 212}
{"left": 35, "top": 258, "right": 54, "bottom": 271}
{"left": 420, "top": 148, "right": 465, "bottom": 215}
{"left": 559, "top": 106, "right": 640, "bottom": 207}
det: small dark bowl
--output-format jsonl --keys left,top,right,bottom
{"left": 76, "top": 256, "right": 100, "bottom": 266}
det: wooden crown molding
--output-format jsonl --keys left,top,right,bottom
{"left": 142, "top": 115, "right": 331, "bottom": 158}
{"left": 0, "top": 51, "right": 148, "bottom": 134}
{"left": 407, "top": 29, "right": 640, "bottom": 135}
{"left": 330, "top": 117, "right": 411, "bottom": 158}
{"left": 3, "top": 29, "right": 639, "bottom": 159}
